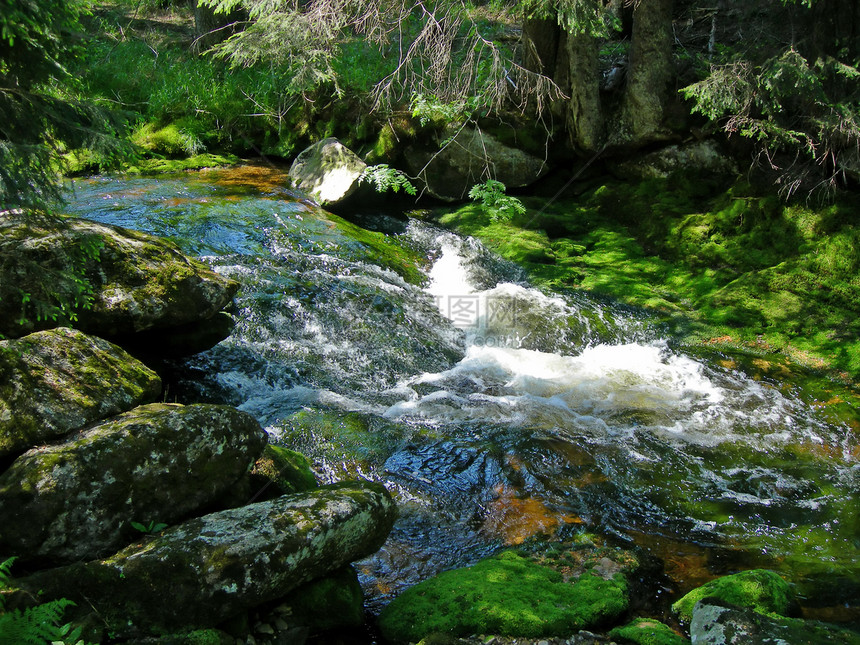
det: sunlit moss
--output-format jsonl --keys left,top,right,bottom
{"left": 671, "top": 569, "right": 794, "bottom": 623}
{"left": 377, "top": 550, "right": 629, "bottom": 642}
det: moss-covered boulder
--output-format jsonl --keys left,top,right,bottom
{"left": 250, "top": 443, "right": 319, "bottom": 499}
{"left": 609, "top": 618, "right": 690, "bottom": 645}
{"left": 289, "top": 138, "right": 367, "bottom": 207}
{"left": 14, "top": 481, "right": 396, "bottom": 639}
{"left": 0, "top": 210, "right": 238, "bottom": 343}
{"left": 377, "top": 549, "right": 631, "bottom": 643}
{"left": 689, "top": 598, "right": 860, "bottom": 645}
{"left": 0, "top": 327, "right": 161, "bottom": 458}
{"left": 0, "top": 403, "right": 267, "bottom": 564}
{"left": 671, "top": 569, "right": 795, "bottom": 623}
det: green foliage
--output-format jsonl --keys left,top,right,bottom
{"left": 0, "top": 557, "right": 84, "bottom": 645}
{"left": 520, "top": 0, "right": 614, "bottom": 37}
{"left": 468, "top": 179, "right": 526, "bottom": 221}
{"left": 378, "top": 550, "right": 628, "bottom": 642}
{"left": 0, "top": 0, "right": 127, "bottom": 208}
{"left": 671, "top": 569, "right": 794, "bottom": 623}
{"left": 410, "top": 94, "right": 477, "bottom": 127}
{"left": 681, "top": 49, "right": 860, "bottom": 196}
{"left": 130, "top": 520, "right": 169, "bottom": 534}
{"left": 360, "top": 164, "right": 417, "bottom": 196}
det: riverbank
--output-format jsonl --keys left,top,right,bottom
{"left": 431, "top": 174, "right": 860, "bottom": 393}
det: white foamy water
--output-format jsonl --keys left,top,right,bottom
{"left": 385, "top": 235, "right": 814, "bottom": 447}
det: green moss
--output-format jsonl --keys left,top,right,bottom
{"left": 377, "top": 551, "right": 629, "bottom": 643}
{"left": 609, "top": 618, "right": 690, "bottom": 645}
{"left": 671, "top": 569, "right": 795, "bottom": 623}
{"left": 327, "top": 212, "right": 427, "bottom": 285}
{"left": 126, "top": 153, "right": 239, "bottom": 175}
{"left": 250, "top": 444, "right": 318, "bottom": 497}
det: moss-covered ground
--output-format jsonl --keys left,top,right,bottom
{"left": 437, "top": 176, "right": 860, "bottom": 386}
{"left": 377, "top": 550, "right": 629, "bottom": 642}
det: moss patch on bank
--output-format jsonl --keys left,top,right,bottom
{"left": 438, "top": 177, "right": 860, "bottom": 381}
{"left": 377, "top": 550, "right": 629, "bottom": 642}
{"left": 671, "top": 568, "right": 795, "bottom": 623}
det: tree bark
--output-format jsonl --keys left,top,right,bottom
{"left": 566, "top": 30, "right": 603, "bottom": 152}
{"left": 619, "top": 0, "right": 674, "bottom": 145}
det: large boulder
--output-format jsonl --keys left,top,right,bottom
{"left": 405, "top": 126, "right": 547, "bottom": 201}
{"left": 0, "top": 403, "right": 267, "bottom": 564}
{"left": 289, "top": 138, "right": 368, "bottom": 207}
{"left": 14, "top": 481, "right": 396, "bottom": 639}
{"left": 0, "top": 327, "right": 161, "bottom": 458}
{"left": 378, "top": 545, "right": 637, "bottom": 643}
{"left": 0, "top": 210, "right": 238, "bottom": 344}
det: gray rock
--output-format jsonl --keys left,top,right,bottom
{"left": 289, "top": 138, "right": 367, "bottom": 207}
{"left": 406, "top": 126, "right": 547, "bottom": 201}
{"left": 0, "top": 327, "right": 161, "bottom": 458}
{"left": 690, "top": 598, "right": 860, "bottom": 644}
{"left": 0, "top": 210, "right": 238, "bottom": 340}
{"left": 0, "top": 403, "right": 267, "bottom": 564}
{"left": 611, "top": 140, "right": 737, "bottom": 181}
{"left": 15, "top": 481, "right": 397, "bottom": 638}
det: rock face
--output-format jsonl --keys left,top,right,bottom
{"left": 672, "top": 569, "right": 795, "bottom": 624}
{"left": 405, "top": 126, "right": 547, "bottom": 201}
{"left": 289, "top": 138, "right": 367, "bottom": 207}
{"left": 0, "top": 403, "right": 267, "bottom": 564}
{"left": 0, "top": 328, "right": 161, "bottom": 458}
{"left": 690, "top": 598, "right": 860, "bottom": 645}
{"left": 16, "top": 481, "right": 396, "bottom": 638}
{"left": 378, "top": 546, "right": 635, "bottom": 643}
{"left": 0, "top": 210, "right": 238, "bottom": 341}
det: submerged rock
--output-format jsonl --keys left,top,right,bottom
{"left": 274, "top": 565, "right": 365, "bottom": 632}
{"left": 689, "top": 598, "right": 860, "bottom": 644}
{"left": 671, "top": 569, "right": 795, "bottom": 623}
{"left": 0, "top": 403, "right": 267, "bottom": 564}
{"left": 0, "top": 210, "right": 238, "bottom": 342}
{"left": 377, "top": 547, "right": 634, "bottom": 643}
{"left": 0, "top": 327, "right": 161, "bottom": 458}
{"left": 289, "top": 138, "right": 368, "bottom": 207}
{"left": 15, "top": 481, "right": 396, "bottom": 639}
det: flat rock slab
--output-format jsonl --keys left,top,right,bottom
{"left": 0, "top": 327, "right": 161, "bottom": 458}
{"left": 16, "top": 481, "right": 397, "bottom": 639}
{"left": 0, "top": 403, "right": 267, "bottom": 564}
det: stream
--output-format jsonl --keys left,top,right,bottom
{"left": 64, "top": 165, "right": 860, "bottom": 630}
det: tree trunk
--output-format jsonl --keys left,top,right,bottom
{"left": 566, "top": 30, "right": 603, "bottom": 152}
{"left": 523, "top": 17, "right": 563, "bottom": 81}
{"left": 619, "top": 0, "right": 674, "bottom": 146}
{"left": 191, "top": 0, "right": 243, "bottom": 54}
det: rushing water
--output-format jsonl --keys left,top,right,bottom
{"left": 64, "top": 166, "right": 860, "bottom": 625}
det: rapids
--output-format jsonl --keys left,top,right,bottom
{"left": 64, "top": 166, "right": 860, "bottom": 625}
